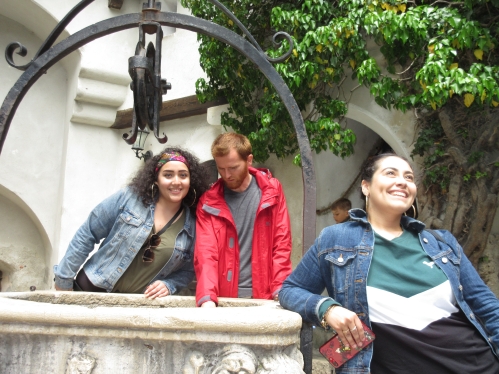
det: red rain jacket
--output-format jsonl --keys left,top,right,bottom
{"left": 194, "top": 167, "right": 292, "bottom": 306}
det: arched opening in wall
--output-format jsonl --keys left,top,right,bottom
{"left": 314, "top": 118, "right": 402, "bottom": 233}
{"left": 0, "top": 191, "right": 50, "bottom": 292}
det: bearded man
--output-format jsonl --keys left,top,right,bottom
{"left": 194, "top": 133, "right": 292, "bottom": 307}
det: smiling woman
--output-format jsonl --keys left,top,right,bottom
{"left": 361, "top": 155, "right": 417, "bottom": 240}
{"left": 53, "top": 147, "right": 209, "bottom": 298}
{"left": 280, "top": 153, "right": 499, "bottom": 374}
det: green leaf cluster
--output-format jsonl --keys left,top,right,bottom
{"left": 182, "top": 0, "right": 499, "bottom": 163}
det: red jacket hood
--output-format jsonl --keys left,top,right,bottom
{"left": 201, "top": 167, "right": 278, "bottom": 208}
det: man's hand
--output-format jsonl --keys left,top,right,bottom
{"left": 144, "top": 281, "right": 170, "bottom": 299}
{"left": 200, "top": 301, "right": 217, "bottom": 308}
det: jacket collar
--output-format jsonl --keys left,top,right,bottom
{"left": 201, "top": 166, "right": 277, "bottom": 217}
{"left": 182, "top": 202, "right": 195, "bottom": 237}
{"left": 349, "top": 208, "right": 426, "bottom": 233}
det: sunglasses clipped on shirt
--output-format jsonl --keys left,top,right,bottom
{"left": 142, "top": 205, "right": 184, "bottom": 263}
{"left": 142, "top": 234, "right": 161, "bottom": 263}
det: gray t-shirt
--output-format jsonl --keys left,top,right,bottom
{"left": 224, "top": 176, "right": 261, "bottom": 297}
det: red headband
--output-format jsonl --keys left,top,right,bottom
{"left": 155, "top": 151, "right": 189, "bottom": 173}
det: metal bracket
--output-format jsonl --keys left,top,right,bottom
{"left": 124, "top": 22, "right": 170, "bottom": 145}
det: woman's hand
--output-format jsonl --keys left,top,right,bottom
{"left": 326, "top": 306, "right": 365, "bottom": 349}
{"left": 200, "top": 301, "right": 217, "bottom": 308}
{"left": 144, "top": 281, "right": 170, "bottom": 299}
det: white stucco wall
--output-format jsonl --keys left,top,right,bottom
{"left": 0, "top": 13, "right": 67, "bottom": 277}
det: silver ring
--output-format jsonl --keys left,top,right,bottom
{"left": 351, "top": 326, "right": 357, "bottom": 331}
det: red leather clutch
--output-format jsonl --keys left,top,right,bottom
{"left": 319, "top": 321, "right": 375, "bottom": 368}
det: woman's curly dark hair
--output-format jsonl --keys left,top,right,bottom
{"left": 128, "top": 146, "right": 210, "bottom": 216}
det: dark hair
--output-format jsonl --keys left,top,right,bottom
{"left": 211, "top": 133, "right": 252, "bottom": 161}
{"left": 360, "top": 153, "right": 413, "bottom": 184}
{"left": 331, "top": 198, "right": 352, "bottom": 211}
{"left": 128, "top": 146, "right": 210, "bottom": 216}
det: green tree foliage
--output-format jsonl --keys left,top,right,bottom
{"left": 181, "top": 0, "right": 360, "bottom": 164}
{"left": 183, "top": 0, "right": 499, "bottom": 266}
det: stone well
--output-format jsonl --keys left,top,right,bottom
{"left": 0, "top": 292, "right": 304, "bottom": 373}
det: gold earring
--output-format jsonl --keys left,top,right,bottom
{"left": 404, "top": 205, "right": 416, "bottom": 218}
{"left": 151, "top": 184, "right": 157, "bottom": 201}
{"left": 409, "top": 204, "right": 416, "bottom": 218}
{"left": 365, "top": 195, "right": 369, "bottom": 212}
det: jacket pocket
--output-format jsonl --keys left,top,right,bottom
{"left": 325, "top": 249, "right": 357, "bottom": 298}
{"left": 115, "top": 209, "right": 142, "bottom": 237}
{"left": 98, "top": 210, "right": 143, "bottom": 272}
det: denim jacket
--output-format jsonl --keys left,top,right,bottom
{"left": 54, "top": 188, "right": 195, "bottom": 294}
{"left": 280, "top": 209, "right": 499, "bottom": 374}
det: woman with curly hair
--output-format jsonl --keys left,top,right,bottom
{"left": 54, "top": 147, "right": 209, "bottom": 298}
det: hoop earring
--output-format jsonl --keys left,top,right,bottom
{"left": 404, "top": 205, "right": 416, "bottom": 218}
{"left": 151, "top": 183, "right": 157, "bottom": 201}
{"left": 188, "top": 188, "right": 197, "bottom": 207}
{"left": 409, "top": 204, "right": 416, "bottom": 218}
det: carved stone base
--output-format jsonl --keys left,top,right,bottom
{"left": 0, "top": 292, "right": 304, "bottom": 374}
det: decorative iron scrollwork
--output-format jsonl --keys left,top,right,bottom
{"left": 5, "top": 0, "right": 95, "bottom": 71}
{"left": 208, "top": 0, "right": 294, "bottom": 63}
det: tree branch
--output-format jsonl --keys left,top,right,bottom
{"left": 443, "top": 173, "right": 462, "bottom": 230}
{"left": 447, "top": 146, "right": 467, "bottom": 166}
{"left": 463, "top": 179, "right": 496, "bottom": 266}
{"left": 430, "top": 0, "right": 464, "bottom": 6}
{"left": 439, "top": 109, "right": 463, "bottom": 149}
{"left": 452, "top": 192, "right": 469, "bottom": 238}
{"left": 395, "top": 58, "right": 418, "bottom": 75}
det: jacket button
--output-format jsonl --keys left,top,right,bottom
{"left": 442, "top": 257, "right": 448, "bottom": 264}
{"left": 459, "top": 285, "right": 463, "bottom": 291}
{"left": 470, "top": 313, "right": 475, "bottom": 319}
{"left": 126, "top": 217, "right": 131, "bottom": 222}
{"left": 423, "top": 238, "right": 428, "bottom": 243}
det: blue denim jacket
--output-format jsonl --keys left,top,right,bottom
{"left": 54, "top": 188, "right": 195, "bottom": 294}
{"left": 280, "top": 209, "right": 499, "bottom": 374}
